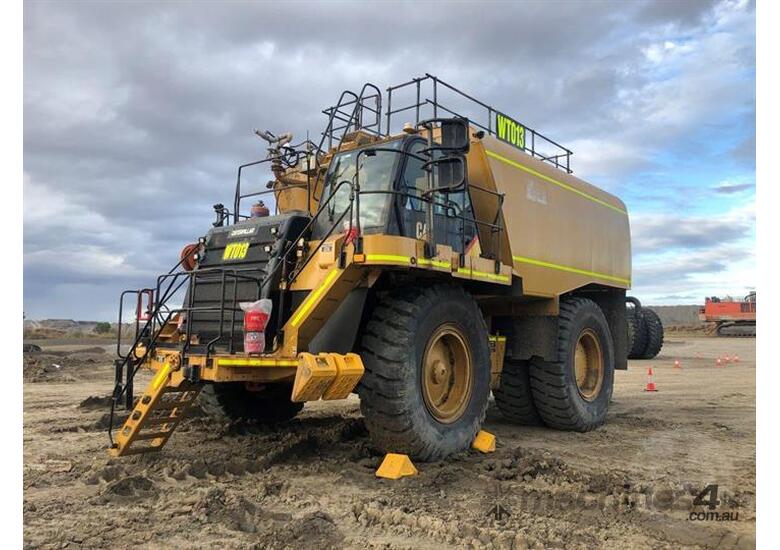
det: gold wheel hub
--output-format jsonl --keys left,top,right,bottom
{"left": 421, "top": 324, "right": 473, "bottom": 424}
{"left": 574, "top": 328, "right": 604, "bottom": 401}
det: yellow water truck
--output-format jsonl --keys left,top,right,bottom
{"left": 108, "top": 75, "right": 630, "bottom": 460}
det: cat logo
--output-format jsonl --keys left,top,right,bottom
{"left": 415, "top": 221, "right": 428, "bottom": 240}
{"left": 495, "top": 112, "right": 526, "bottom": 150}
{"left": 223, "top": 241, "right": 250, "bottom": 260}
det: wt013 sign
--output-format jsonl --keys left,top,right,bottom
{"left": 495, "top": 112, "right": 526, "bottom": 150}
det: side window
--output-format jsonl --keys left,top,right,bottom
{"left": 399, "top": 139, "right": 472, "bottom": 219}
{"left": 401, "top": 141, "right": 428, "bottom": 212}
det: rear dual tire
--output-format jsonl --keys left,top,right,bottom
{"left": 530, "top": 297, "right": 614, "bottom": 431}
{"left": 638, "top": 308, "right": 664, "bottom": 359}
{"left": 494, "top": 358, "right": 543, "bottom": 425}
{"left": 627, "top": 306, "right": 648, "bottom": 359}
{"left": 627, "top": 306, "right": 664, "bottom": 359}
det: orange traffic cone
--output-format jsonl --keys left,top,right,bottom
{"left": 674, "top": 360, "right": 681, "bottom": 369}
{"left": 645, "top": 367, "right": 658, "bottom": 392}
{"left": 724, "top": 354, "right": 731, "bottom": 364}
{"left": 715, "top": 358, "right": 723, "bottom": 368}
{"left": 734, "top": 355, "right": 740, "bottom": 363}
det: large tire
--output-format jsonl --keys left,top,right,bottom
{"left": 198, "top": 383, "right": 303, "bottom": 423}
{"left": 638, "top": 308, "right": 664, "bottom": 359}
{"left": 494, "top": 358, "right": 543, "bottom": 425}
{"left": 529, "top": 297, "right": 615, "bottom": 431}
{"left": 358, "top": 285, "right": 491, "bottom": 461}
{"left": 626, "top": 306, "right": 647, "bottom": 359}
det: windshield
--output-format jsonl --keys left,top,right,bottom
{"left": 314, "top": 140, "right": 402, "bottom": 236}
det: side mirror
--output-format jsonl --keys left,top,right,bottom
{"left": 418, "top": 117, "right": 471, "bottom": 153}
{"left": 440, "top": 118, "right": 470, "bottom": 153}
{"left": 432, "top": 156, "right": 466, "bottom": 194}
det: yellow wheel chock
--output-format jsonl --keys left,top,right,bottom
{"left": 375, "top": 453, "right": 418, "bottom": 480}
{"left": 472, "top": 430, "right": 496, "bottom": 453}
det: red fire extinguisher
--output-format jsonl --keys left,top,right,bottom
{"left": 240, "top": 299, "right": 272, "bottom": 354}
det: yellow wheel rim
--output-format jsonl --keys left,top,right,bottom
{"left": 421, "top": 324, "right": 473, "bottom": 424}
{"left": 574, "top": 328, "right": 604, "bottom": 402}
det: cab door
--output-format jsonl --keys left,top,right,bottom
{"left": 394, "top": 139, "right": 477, "bottom": 254}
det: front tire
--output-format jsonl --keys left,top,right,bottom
{"left": 530, "top": 297, "right": 614, "bottom": 431}
{"left": 358, "top": 286, "right": 491, "bottom": 461}
{"left": 199, "top": 383, "right": 303, "bottom": 423}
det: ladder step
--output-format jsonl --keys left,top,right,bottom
{"left": 109, "top": 378, "right": 202, "bottom": 457}
{"left": 134, "top": 430, "right": 173, "bottom": 441}
{"left": 163, "top": 386, "right": 199, "bottom": 395}
{"left": 154, "top": 399, "right": 196, "bottom": 411}
{"left": 144, "top": 415, "right": 184, "bottom": 426}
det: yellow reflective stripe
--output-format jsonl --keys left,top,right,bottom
{"left": 418, "top": 258, "right": 450, "bottom": 269}
{"left": 365, "top": 254, "right": 411, "bottom": 265}
{"left": 512, "top": 255, "right": 630, "bottom": 285}
{"left": 485, "top": 149, "right": 628, "bottom": 215}
{"left": 489, "top": 335, "right": 507, "bottom": 342}
{"left": 152, "top": 364, "right": 171, "bottom": 390}
{"left": 366, "top": 254, "right": 450, "bottom": 269}
{"left": 217, "top": 358, "right": 298, "bottom": 367}
{"left": 290, "top": 269, "right": 340, "bottom": 327}
{"left": 457, "top": 267, "right": 510, "bottom": 283}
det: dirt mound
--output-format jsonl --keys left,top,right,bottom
{"left": 23, "top": 354, "right": 77, "bottom": 383}
{"left": 79, "top": 395, "right": 114, "bottom": 410}
{"left": 23, "top": 350, "right": 110, "bottom": 383}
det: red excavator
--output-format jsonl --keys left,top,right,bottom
{"left": 699, "top": 292, "right": 756, "bottom": 337}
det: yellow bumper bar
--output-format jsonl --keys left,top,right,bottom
{"left": 291, "top": 352, "right": 365, "bottom": 402}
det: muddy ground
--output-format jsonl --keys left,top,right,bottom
{"left": 23, "top": 336, "right": 755, "bottom": 549}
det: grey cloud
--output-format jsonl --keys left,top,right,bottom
{"left": 631, "top": 209, "right": 754, "bottom": 254}
{"left": 23, "top": 0, "right": 755, "bottom": 319}
{"left": 632, "top": 244, "right": 755, "bottom": 301}
{"left": 636, "top": 0, "right": 719, "bottom": 26}
{"left": 714, "top": 182, "right": 753, "bottom": 194}
{"left": 730, "top": 133, "right": 755, "bottom": 164}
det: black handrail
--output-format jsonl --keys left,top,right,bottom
{"left": 385, "top": 74, "right": 573, "bottom": 174}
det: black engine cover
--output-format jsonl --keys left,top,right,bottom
{"left": 184, "top": 212, "right": 310, "bottom": 352}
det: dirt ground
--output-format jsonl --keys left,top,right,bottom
{"left": 23, "top": 336, "right": 755, "bottom": 549}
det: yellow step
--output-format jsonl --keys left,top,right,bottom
{"left": 108, "top": 362, "right": 201, "bottom": 458}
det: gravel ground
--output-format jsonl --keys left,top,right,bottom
{"left": 23, "top": 336, "right": 755, "bottom": 549}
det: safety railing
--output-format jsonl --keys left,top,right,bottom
{"left": 385, "top": 74, "right": 573, "bottom": 173}
{"left": 318, "top": 84, "right": 382, "bottom": 154}
{"left": 231, "top": 157, "right": 315, "bottom": 225}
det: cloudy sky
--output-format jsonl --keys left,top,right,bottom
{"left": 23, "top": 0, "right": 755, "bottom": 321}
